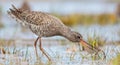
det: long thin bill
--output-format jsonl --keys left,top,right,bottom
{"left": 80, "top": 39, "right": 101, "bottom": 53}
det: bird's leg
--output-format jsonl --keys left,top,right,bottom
{"left": 34, "top": 37, "right": 40, "bottom": 58}
{"left": 39, "top": 37, "right": 51, "bottom": 61}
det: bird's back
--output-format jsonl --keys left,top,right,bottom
{"left": 22, "top": 11, "right": 66, "bottom": 36}
{"left": 21, "top": 11, "right": 63, "bottom": 26}
{"left": 8, "top": 5, "right": 69, "bottom": 37}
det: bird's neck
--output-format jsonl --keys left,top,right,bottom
{"left": 60, "top": 27, "right": 73, "bottom": 41}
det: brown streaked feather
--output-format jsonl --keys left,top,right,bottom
{"left": 8, "top": 5, "right": 32, "bottom": 27}
{"left": 20, "top": 11, "right": 63, "bottom": 26}
{"left": 11, "top": 5, "right": 18, "bottom": 11}
{"left": 9, "top": 8, "right": 21, "bottom": 20}
{"left": 11, "top": 5, "right": 22, "bottom": 13}
{"left": 8, "top": 4, "right": 63, "bottom": 26}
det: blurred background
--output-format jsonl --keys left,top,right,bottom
{"left": 0, "top": 0, "right": 120, "bottom": 65}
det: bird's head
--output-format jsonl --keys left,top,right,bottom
{"left": 65, "top": 31, "right": 101, "bottom": 53}
{"left": 61, "top": 30, "right": 84, "bottom": 43}
{"left": 69, "top": 31, "right": 83, "bottom": 42}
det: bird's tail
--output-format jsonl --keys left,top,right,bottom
{"left": 7, "top": 1, "right": 30, "bottom": 19}
{"left": 7, "top": 5, "right": 22, "bottom": 20}
{"left": 7, "top": 4, "right": 31, "bottom": 27}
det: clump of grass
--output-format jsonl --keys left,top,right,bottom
{"left": 85, "top": 34, "right": 107, "bottom": 60}
{"left": 0, "top": 39, "right": 14, "bottom": 54}
{"left": 0, "top": 39, "right": 14, "bottom": 46}
{"left": 87, "top": 35, "right": 107, "bottom": 48}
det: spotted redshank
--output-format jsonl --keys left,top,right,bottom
{"left": 7, "top": 4, "right": 100, "bottom": 61}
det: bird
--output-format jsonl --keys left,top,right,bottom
{"left": 7, "top": 4, "right": 101, "bottom": 61}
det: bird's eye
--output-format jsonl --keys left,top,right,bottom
{"left": 77, "top": 36, "right": 81, "bottom": 39}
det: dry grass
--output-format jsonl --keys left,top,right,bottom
{"left": 87, "top": 35, "right": 107, "bottom": 48}
{"left": 0, "top": 39, "right": 15, "bottom": 46}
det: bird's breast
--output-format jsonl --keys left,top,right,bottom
{"left": 29, "top": 24, "right": 59, "bottom": 37}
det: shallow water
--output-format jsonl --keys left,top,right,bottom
{"left": 0, "top": 44, "right": 120, "bottom": 65}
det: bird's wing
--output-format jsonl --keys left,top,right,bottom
{"left": 21, "top": 11, "right": 62, "bottom": 26}
{"left": 8, "top": 4, "right": 64, "bottom": 27}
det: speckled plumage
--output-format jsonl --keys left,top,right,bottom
{"left": 23, "top": 11, "right": 68, "bottom": 37}
{"left": 8, "top": 5, "right": 70, "bottom": 38}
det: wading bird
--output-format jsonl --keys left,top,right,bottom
{"left": 7, "top": 4, "right": 100, "bottom": 61}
